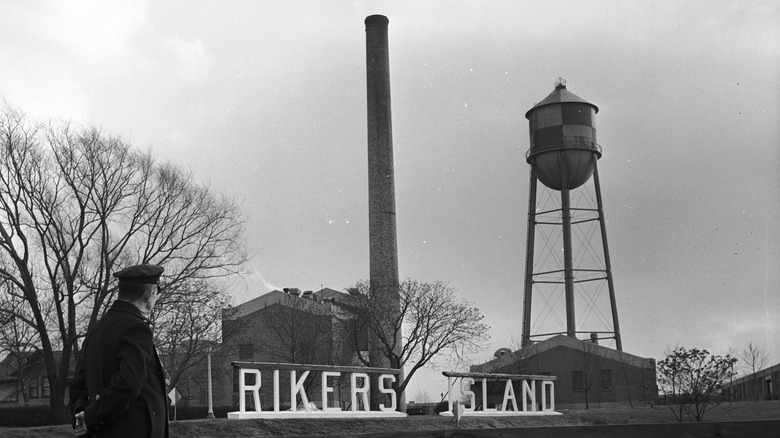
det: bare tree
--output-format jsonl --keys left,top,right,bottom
{"left": 249, "top": 295, "right": 338, "bottom": 397}
{"left": 0, "top": 282, "right": 48, "bottom": 403}
{"left": 501, "top": 338, "right": 532, "bottom": 375}
{"left": 576, "top": 340, "right": 598, "bottom": 409}
{"left": 725, "top": 345, "right": 738, "bottom": 402}
{"left": 0, "top": 103, "right": 247, "bottom": 421}
{"left": 153, "top": 279, "right": 233, "bottom": 397}
{"left": 616, "top": 352, "right": 635, "bottom": 408}
{"left": 256, "top": 298, "right": 335, "bottom": 365}
{"left": 341, "top": 279, "right": 490, "bottom": 410}
{"left": 740, "top": 340, "right": 769, "bottom": 377}
{"left": 657, "top": 347, "right": 737, "bottom": 422}
{"left": 412, "top": 390, "right": 433, "bottom": 403}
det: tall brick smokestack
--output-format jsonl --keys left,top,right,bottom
{"left": 365, "top": 14, "right": 401, "bottom": 381}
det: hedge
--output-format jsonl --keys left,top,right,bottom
{"left": 0, "top": 405, "right": 55, "bottom": 427}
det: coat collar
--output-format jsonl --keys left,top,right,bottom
{"left": 110, "top": 299, "right": 153, "bottom": 326}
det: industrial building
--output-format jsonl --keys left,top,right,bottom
{"left": 174, "top": 287, "right": 363, "bottom": 410}
{"left": 727, "top": 362, "right": 780, "bottom": 402}
{"left": 471, "top": 335, "right": 657, "bottom": 409}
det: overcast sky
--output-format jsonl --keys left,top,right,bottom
{"left": 2, "top": 1, "right": 778, "bottom": 399}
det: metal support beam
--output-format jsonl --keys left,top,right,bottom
{"left": 521, "top": 168, "right": 538, "bottom": 348}
{"left": 559, "top": 152, "right": 576, "bottom": 338}
{"left": 592, "top": 159, "right": 622, "bottom": 351}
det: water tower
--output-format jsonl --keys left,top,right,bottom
{"left": 520, "top": 79, "right": 623, "bottom": 351}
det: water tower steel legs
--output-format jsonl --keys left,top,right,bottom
{"left": 558, "top": 151, "right": 576, "bottom": 339}
{"left": 521, "top": 169, "right": 537, "bottom": 349}
{"left": 521, "top": 152, "right": 623, "bottom": 351}
{"left": 592, "top": 159, "right": 622, "bottom": 351}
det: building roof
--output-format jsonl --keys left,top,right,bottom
{"left": 227, "top": 287, "right": 351, "bottom": 320}
{"left": 728, "top": 362, "right": 780, "bottom": 386}
{"left": 0, "top": 350, "right": 73, "bottom": 381}
{"left": 525, "top": 83, "right": 599, "bottom": 119}
{"left": 314, "top": 287, "right": 350, "bottom": 302}
{"left": 472, "top": 335, "right": 654, "bottom": 373}
{"left": 0, "top": 352, "right": 32, "bottom": 380}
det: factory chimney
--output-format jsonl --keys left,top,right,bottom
{"left": 365, "top": 14, "right": 402, "bottom": 406}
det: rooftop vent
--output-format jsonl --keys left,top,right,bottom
{"left": 494, "top": 348, "right": 512, "bottom": 358}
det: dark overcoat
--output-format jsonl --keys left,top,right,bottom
{"left": 69, "top": 300, "right": 169, "bottom": 437}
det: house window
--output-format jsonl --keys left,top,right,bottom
{"left": 2, "top": 389, "right": 17, "bottom": 402}
{"left": 29, "top": 377, "right": 39, "bottom": 399}
{"left": 600, "top": 369, "right": 612, "bottom": 390}
{"left": 572, "top": 371, "right": 584, "bottom": 391}
{"left": 42, "top": 377, "right": 50, "bottom": 397}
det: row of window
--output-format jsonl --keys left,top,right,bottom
{"left": 572, "top": 369, "right": 612, "bottom": 391}
{"left": 729, "top": 371, "right": 778, "bottom": 401}
{"left": 2, "top": 376, "right": 50, "bottom": 402}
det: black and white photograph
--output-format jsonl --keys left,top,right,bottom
{"left": 0, "top": 1, "right": 777, "bottom": 437}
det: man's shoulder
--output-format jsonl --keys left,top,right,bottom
{"left": 95, "top": 304, "right": 150, "bottom": 335}
{"left": 105, "top": 301, "right": 151, "bottom": 323}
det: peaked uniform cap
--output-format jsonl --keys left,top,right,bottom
{"left": 113, "top": 264, "right": 164, "bottom": 284}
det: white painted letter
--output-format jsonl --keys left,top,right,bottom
{"left": 273, "top": 369, "right": 280, "bottom": 412}
{"left": 378, "top": 374, "right": 397, "bottom": 412}
{"left": 447, "top": 376, "right": 453, "bottom": 412}
{"left": 461, "top": 377, "right": 475, "bottom": 412}
{"left": 321, "top": 371, "right": 341, "bottom": 413}
{"left": 522, "top": 379, "right": 536, "bottom": 412}
{"left": 290, "top": 370, "right": 310, "bottom": 412}
{"left": 350, "top": 373, "right": 370, "bottom": 412}
{"left": 481, "top": 378, "right": 496, "bottom": 412}
{"left": 502, "top": 379, "right": 518, "bottom": 412}
{"left": 542, "top": 380, "right": 555, "bottom": 411}
{"left": 239, "top": 369, "right": 262, "bottom": 413}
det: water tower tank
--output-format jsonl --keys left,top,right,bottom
{"left": 525, "top": 79, "right": 601, "bottom": 191}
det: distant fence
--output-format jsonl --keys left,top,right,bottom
{"left": 0, "top": 405, "right": 54, "bottom": 427}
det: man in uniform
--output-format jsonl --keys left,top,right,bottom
{"left": 69, "top": 264, "right": 169, "bottom": 437}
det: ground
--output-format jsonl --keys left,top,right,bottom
{"left": 2, "top": 401, "right": 778, "bottom": 437}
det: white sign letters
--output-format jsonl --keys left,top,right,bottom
{"left": 442, "top": 371, "right": 561, "bottom": 417}
{"left": 228, "top": 362, "right": 406, "bottom": 419}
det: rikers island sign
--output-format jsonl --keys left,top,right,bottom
{"left": 228, "top": 362, "right": 561, "bottom": 419}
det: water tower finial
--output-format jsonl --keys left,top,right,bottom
{"left": 555, "top": 77, "right": 566, "bottom": 88}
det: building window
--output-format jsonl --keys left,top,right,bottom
{"left": 29, "top": 377, "right": 39, "bottom": 399}
{"left": 2, "top": 389, "right": 17, "bottom": 402}
{"left": 239, "top": 343, "right": 255, "bottom": 360}
{"left": 42, "top": 377, "right": 50, "bottom": 398}
{"left": 600, "top": 369, "right": 612, "bottom": 390}
{"left": 572, "top": 371, "right": 584, "bottom": 391}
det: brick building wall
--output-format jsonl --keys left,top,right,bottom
{"left": 727, "top": 362, "right": 780, "bottom": 402}
{"left": 176, "top": 288, "right": 360, "bottom": 409}
{"left": 471, "top": 335, "right": 657, "bottom": 409}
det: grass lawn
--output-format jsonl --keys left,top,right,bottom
{"left": 2, "top": 400, "right": 778, "bottom": 437}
